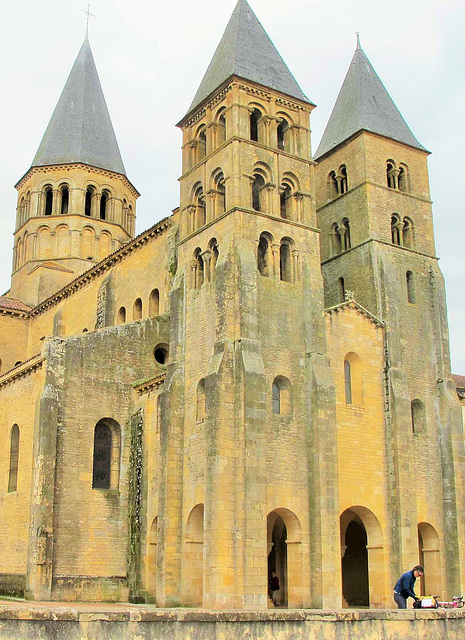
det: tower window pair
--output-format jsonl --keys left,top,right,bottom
{"left": 386, "top": 160, "right": 408, "bottom": 192}
{"left": 391, "top": 215, "right": 414, "bottom": 248}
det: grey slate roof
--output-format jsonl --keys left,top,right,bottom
{"left": 314, "top": 41, "right": 426, "bottom": 160}
{"left": 186, "top": 0, "right": 311, "bottom": 116}
{"left": 32, "top": 38, "right": 126, "bottom": 175}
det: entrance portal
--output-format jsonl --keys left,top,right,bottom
{"left": 342, "top": 519, "right": 369, "bottom": 607}
{"left": 267, "top": 513, "right": 287, "bottom": 607}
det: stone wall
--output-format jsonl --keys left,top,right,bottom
{"left": 0, "top": 606, "right": 465, "bottom": 640}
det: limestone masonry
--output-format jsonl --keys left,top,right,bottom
{"left": 0, "top": 0, "right": 463, "bottom": 610}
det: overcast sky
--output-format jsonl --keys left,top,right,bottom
{"left": 1, "top": 0, "right": 464, "bottom": 372}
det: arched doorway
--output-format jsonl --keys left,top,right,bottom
{"left": 183, "top": 504, "right": 204, "bottom": 606}
{"left": 418, "top": 522, "right": 443, "bottom": 598}
{"left": 340, "top": 506, "right": 386, "bottom": 608}
{"left": 267, "top": 508, "right": 302, "bottom": 608}
{"left": 342, "top": 520, "right": 369, "bottom": 606}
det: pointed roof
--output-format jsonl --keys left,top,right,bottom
{"left": 314, "top": 40, "right": 426, "bottom": 159}
{"left": 186, "top": 0, "right": 311, "bottom": 116}
{"left": 32, "top": 37, "right": 126, "bottom": 175}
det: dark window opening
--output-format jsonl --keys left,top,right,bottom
{"left": 85, "top": 188, "right": 93, "bottom": 216}
{"left": 8, "top": 425, "right": 20, "bottom": 493}
{"left": 61, "top": 187, "right": 69, "bottom": 214}
{"left": 250, "top": 109, "right": 261, "bottom": 142}
{"left": 44, "top": 188, "right": 53, "bottom": 215}
{"left": 92, "top": 423, "right": 112, "bottom": 489}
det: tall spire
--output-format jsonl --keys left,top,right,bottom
{"left": 32, "top": 38, "right": 126, "bottom": 175}
{"left": 314, "top": 43, "right": 426, "bottom": 159}
{"left": 186, "top": 0, "right": 311, "bottom": 115}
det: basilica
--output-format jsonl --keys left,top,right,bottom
{"left": 0, "top": 0, "right": 463, "bottom": 609}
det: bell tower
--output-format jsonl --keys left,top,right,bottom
{"left": 157, "top": 0, "right": 341, "bottom": 610}
{"left": 9, "top": 37, "right": 139, "bottom": 307}
{"left": 314, "top": 40, "right": 465, "bottom": 597}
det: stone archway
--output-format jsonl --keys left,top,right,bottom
{"left": 418, "top": 522, "right": 443, "bottom": 598}
{"left": 267, "top": 508, "right": 302, "bottom": 608}
{"left": 340, "top": 506, "right": 386, "bottom": 608}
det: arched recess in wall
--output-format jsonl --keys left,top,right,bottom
{"left": 43, "top": 185, "right": 53, "bottom": 215}
{"left": 133, "top": 298, "right": 143, "bottom": 321}
{"left": 411, "top": 399, "right": 425, "bottom": 433}
{"left": 340, "top": 506, "right": 385, "bottom": 608}
{"left": 209, "top": 238, "right": 219, "bottom": 279}
{"left": 193, "top": 248, "right": 204, "bottom": 289}
{"left": 402, "top": 217, "right": 414, "bottom": 248}
{"left": 280, "top": 237, "right": 294, "bottom": 282}
{"left": 418, "top": 522, "right": 443, "bottom": 599}
{"left": 249, "top": 106, "right": 262, "bottom": 142}
{"left": 147, "top": 516, "right": 158, "bottom": 599}
{"left": 100, "top": 190, "right": 110, "bottom": 220}
{"left": 117, "top": 306, "right": 126, "bottom": 325}
{"left": 38, "top": 226, "right": 51, "bottom": 259}
{"left": 183, "top": 504, "right": 204, "bottom": 606}
{"left": 331, "top": 222, "right": 342, "bottom": 255}
{"left": 99, "top": 231, "right": 112, "bottom": 260}
{"left": 257, "top": 232, "right": 273, "bottom": 277}
{"left": 56, "top": 224, "right": 70, "bottom": 257}
{"left": 92, "top": 418, "right": 121, "bottom": 490}
{"left": 277, "top": 115, "right": 292, "bottom": 153}
{"left": 391, "top": 214, "right": 401, "bottom": 245}
{"left": 81, "top": 226, "right": 96, "bottom": 260}
{"left": 272, "top": 376, "right": 292, "bottom": 415}
{"left": 406, "top": 271, "right": 416, "bottom": 303}
{"left": 267, "top": 508, "right": 302, "bottom": 608}
{"left": 344, "top": 352, "right": 362, "bottom": 405}
{"left": 149, "top": 289, "right": 160, "bottom": 316}
{"left": 216, "top": 107, "right": 226, "bottom": 145}
{"left": 8, "top": 424, "right": 20, "bottom": 493}
{"left": 211, "top": 168, "right": 226, "bottom": 217}
{"left": 196, "top": 378, "right": 206, "bottom": 421}
{"left": 85, "top": 186, "right": 95, "bottom": 216}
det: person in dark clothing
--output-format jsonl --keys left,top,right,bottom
{"left": 393, "top": 565, "right": 424, "bottom": 609}
{"left": 268, "top": 571, "right": 280, "bottom": 606}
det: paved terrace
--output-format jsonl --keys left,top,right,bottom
{"left": 1, "top": 600, "right": 465, "bottom": 639}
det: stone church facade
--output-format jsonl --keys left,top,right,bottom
{"left": 0, "top": 0, "right": 463, "bottom": 609}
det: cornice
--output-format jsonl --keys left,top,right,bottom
{"left": 15, "top": 164, "right": 140, "bottom": 197}
{"left": 0, "top": 354, "right": 44, "bottom": 388}
{"left": 134, "top": 373, "right": 166, "bottom": 395}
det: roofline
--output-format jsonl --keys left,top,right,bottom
{"left": 177, "top": 74, "right": 316, "bottom": 128}
{"left": 314, "top": 128, "right": 431, "bottom": 162}
{"left": 15, "top": 163, "right": 140, "bottom": 197}
{"left": 325, "top": 297, "right": 385, "bottom": 327}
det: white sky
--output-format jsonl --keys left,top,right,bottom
{"left": 1, "top": 0, "right": 464, "bottom": 372}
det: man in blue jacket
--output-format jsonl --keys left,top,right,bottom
{"left": 393, "top": 565, "right": 424, "bottom": 608}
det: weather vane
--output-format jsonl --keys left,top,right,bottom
{"left": 82, "top": 3, "right": 95, "bottom": 38}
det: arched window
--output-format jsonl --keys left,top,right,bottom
{"left": 92, "top": 419, "right": 120, "bottom": 489}
{"left": 194, "top": 185, "right": 206, "bottom": 229}
{"left": 117, "top": 306, "right": 126, "bottom": 324}
{"left": 340, "top": 165, "right": 348, "bottom": 194}
{"left": 398, "top": 164, "right": 408, "bottom": 192}
{"left": 344, "top": 352, "right": 362, "bottom": 405}
{"left": 406, "top": 271, "right": 415, "bottom": 303}
{"left": 338, "top": 277, "right": 345, "bottom": 303}
{"left": 391, "top": 215, "right": 401, "bottom": 245}
{"left": 209, "top": 238, "right": 219, "bottom": 277}
{"left": 280, "top": 238, "right": 294, "bottom": 282}
{"left": 60, "top": 185, "right": 69, "bottom": 214}
{"left": 8, "top": 424, "right": 20, "bottom": 493}
{"left": 277, "top": 118, "right": 289, "bottom": 152}
{"left": 100, "top": 190, "right": 109, "bottom": 220}
{"left": 85, "top": 186, "right": 94, "bottom": 216}
{"left": 257, "top": 232, "right": 272, "bottom": 277}
{"left": 411, "top": 399, "right": 425, "bottom": 433}
{"left": 331, "top": 223, "right": 342, "bottom": 255}
{"left": 149, "top": 289, "right": 160, "bottom": 316}
{"left": 342, "top": 218, "right": 351, "bottom": 250}
{"left": 196, "top": 378, "right": 206, "bottom": 421}
{"left": 193, "top": 248, "right": 204, "bottom": 288}
{"left": 252, "top": 173, "right": 265, "bottom": 211}
{"left": 213, "top": 170, "right": 226, "bottom": 217}
{"left": 402, "top": 217, "right": 414, "bottom": 248}
{"left": 133, "top": 297, "right": 142, "bottom": 320}
{"left": 194, "top": 125, "right": 207, "bottom": 164}
{"left": 250, "top": 108, "right": 261, "bottom": 142}
{"left": 386, "top": 161, "right": 396, "bottom": 189}
{"left": 280, "top": 184, "right": 292, "bottom": 219}
{"left": 272, "top": 376, "right": 291, "bottom": 415}
{"left": 217, "top": 109, "right": 226, "bottom": 144}
{"left": 44, "top": 186, "right": 53, "bottom": 215}
{"left": 328, "top": 171, "right": 338, "bottom": 199}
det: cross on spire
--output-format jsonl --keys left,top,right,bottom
{"left": 82, "top": 3, "right": 95, "bottom": 39}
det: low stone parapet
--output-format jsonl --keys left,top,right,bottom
{"left": 0, "top": 603, "right": 464, "bottom": 639}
